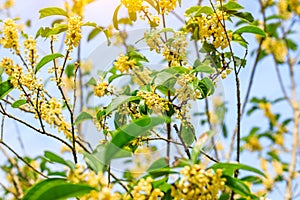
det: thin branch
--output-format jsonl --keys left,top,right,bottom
{"left": 0, "top": 141, "right": 48, "bottom": 178}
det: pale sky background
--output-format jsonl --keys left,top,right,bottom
{"left": 0, "top": 0, "right": 299, "bottom": 199}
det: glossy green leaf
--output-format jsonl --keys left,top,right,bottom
{"left": 44, "top": 151, "right": 75, "bottom": 170}
{"left": 23, "top": 178, "right": 95, "bottom": 200}
{"left": 223, "top": 175, "right": 259, "bottom": 199}
{"left": 105, "top": 116, "right": 166, "bottom": 163}
{"left": 75, "top": 112, "right": 93, "bottom": 125}
{"left": 105, "top": 95, "right": 142, "bottom": 115}
{"left": 147, "top": 158, "right": 168, "bottom": 171}
{"left": 233, "top": 12, "right": 254, "bottom": 23}
{"left": 0, "top": 80, "right": 14, "bottom": 100}
{"left": 39, "top": 7, "right": 67, "bottom": 19}
{"left": 83, "top": 151, "right": 104, "bottom": 173}
{"left": 11, "top": 99, "right": 27, "bottom": 108}
{"left": 223, "top": 1, "right": 244, "bottom": 11}
{"left": 209, "top": 162, "right": 265, "bottom": 177}
{"left": 234, "top": 25, "right": 266, "bottom": 38}
{"left": 181, "top": 123, "right": 195, "bottom": 145}
{"left": 35, "top": 53, "right": 64, "bottom": 73}
{"left": 193, "top": 64, "right": 215, "bottom": 74}
{"left": 198, "top": 77, "right": 215, "bottom": 98}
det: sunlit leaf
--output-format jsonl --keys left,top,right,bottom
{"left": 39, "top": 7, "right": 67, "bottom": 19}
{"left": 0, "top": 80, "right": 14, "bottom": 100}
{"left": 44, "top": 151, "right": 75, "bottom": 170}
{"left": 11, "top": 99, "right": 27, "bottom": 108}
{"left": 35, "top": 53, "right": 64, "bottom": 73}
{"left": 113, "top": 4, "right": 122, "bottom": 30}
{"left": 234, "top": 25, "right": 266, "bottom": 37}
{"left": 75, "top": 112, "right": 93, "bottom": 125}
{"left": 23, "top": 178, "right": 95, "bottom": 200}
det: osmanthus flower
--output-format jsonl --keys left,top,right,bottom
{"left": 123, "top": 177, "right": 164, "bottom": 200}
{"left": 94, "top": 79, "right": 110, "bottom": 97}
{"left": 23, "top": 36, "right": 38, "bottom": 66}
{"left": 114, "top": 54, "right": 137, "bottom": 73}
{"left": 137, "top": 88, "right": 170, "bottom": 114}
{"left": 65, "top": 15, "right": 83, "bottom": 51}
{"left": 261, "top": 37, "right": 287, "bottom": 63}
{"left": 185, "top": 9, "right": 232, "bottom": 49}
{"left": 171, "top": 165, "right": 226, "bottom": 200}
{"left": 158, "top": 0, "right": 177, "bottom": 14}
{"left": 67, "top": 164, "right": 122, "bottom": 200}
{"left": 121, "top": 0, "right": 144, "bottom": 14}
{"left": 1, "top": 0, "right": 14, "bottom": 9}
{"left": 0, "top": 18, "right": 20, "bottom": 54}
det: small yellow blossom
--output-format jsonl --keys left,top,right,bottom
{"left": 65, "top": 15, "right": 83, "bottom": 51}
{"left": 0, "top": 18, "right": 20, "bottom": 54}
{"left": 94, "top": 80, "right": 109, "bottom": 97}
{"left": 121, "top": 0, "right": 144, "bottom": 13}
{"left": 171, "top": 165, "right": 226, "bottom": 200}
{"left": 186, "top": 9, "right": 232, "bottom": 49}
{"left": 158, "top": 0, "right": 177, "bottom": 14}
{"left": 114, "top": 54, "right": 136, "bottom": 73}
{"left": 137, "top": 89, "right": 169, "bottom": 113}
{"left": 262, "top": 37, "right": 287, "bottom": 62}
{"left": 23, "top": 36, "right": 38, "bottom": 66}
{"left": 127, "top": 177, "right": 164, "bottom": 200}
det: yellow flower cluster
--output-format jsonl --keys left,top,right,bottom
{"left": 171, "top": 165, "right": 226, "bottom": 200}
{"left": 23, "top": 36, "right": 38, "bottom": 66}
{"left": 158, "top": 0, "right": 177, "bottom": 14}
{"left": 186, "top": 9, "right": 232, "bottom": 49}
{"left": 38, "top": 98, "right": 73, "bottom": 139}
{"left": 137, "top": 89, "right": 169, "bottom": 113}
{"left": 144, "top": 30, "right": 164, "bottom": 53}
{"left": 125, "top": 177, "right": 164, "bottom": 200}
{"left": 68, "top": 164, "right": 121, "bottom": 200}
{"left": 162, "top": 32, "right": 188, "bottom": 67}
{"left": 0, "top": 57, "right": 73, "bottom": 139}
{"left": 221, "top": 68, "right": 231, "bottom": 79}
{"left": 65, "top": 15, "right": 83, "bottom": 51}
{"left": 1, "top": 0, "right": 14, "bottom": 9}
{"left": 114, "top": 54, "right": 136, "bottom": 73}
{"left": 0, "top": 18, "right": 20, "bottom": 54}
{"left": 177, "top": 73, "right": 200, "bottom": 101}
{"left": 94, "top": 80, "right": 109, "bottom": 97}
{"left": 243, "top": 135, "right": 263, "bottom": 152}
{"left": 121, "top": 0, "right": 144, "bottom": 13}
{"left": 262, "top": 37, "right": 287, "bottom": 62}
{"left": 121, "top": 0, "right": 161, "bottom": 26}
{"left": 289, "top": 0, "right": 300, "bottom": 15}
{"left": 72, "top": 0, "right": 88, "bottom": 17}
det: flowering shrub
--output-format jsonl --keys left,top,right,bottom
{"left": 0, "top": 0, "right": 299, "bottom": 200}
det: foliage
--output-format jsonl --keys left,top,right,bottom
{"left": 0, "top": 0, "right": 299, "bottom": 200}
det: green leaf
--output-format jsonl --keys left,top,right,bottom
{"left": 113, "top": 4, "right": 121, "bottom": 30}
{"left": 44, "top": 151, "right": 75, "bottom": 170}
{"left": 83, "top": 151, "right": 104, "bottom": 173}
{"left": 147, "top": 158, "right": 168, "bottom": 171}
{"left": 198, "top": 77, "right": 215, "bottom": 98}
{"left": 223, "top": 1, "right": 244, "bottom": 11}
{"left": 74, "top": 112, "right": 93, "bottom": 125}
{"left": 39, "top": 7, "right": 67, "bottom": 19}
{"left": 181, "top": 123, "right": 195, "bottom": 145}
{"left": 23, "top": 178, "right": 95, "bottom": 200}
{"left": 222, "top": 175, "right": 259, "bottom": 199}
{"left": 104, "top": 116, "right": 166, "bottom": 164}
{"left": 35, "top": 53, "right": 64, "bottom": 73}
{"left": 0, "top": 80, "right": 14, "bottom": 99}
{"left": 234, "top": 25, "right": 266, "bottom": 38}
{"left": 233, "top": 12, "right": 254, "bottom": 23}
{"left": 209, "top": 162, "right": 265, "bottom": 177}
{"left": 104, "top": 95, "right": 142, "bottom": 115}
{"left": 87, "top": 28, "right": 102, "bottom": 42}
{"left": 193, "top": 64, "right": 215, "bottom": 74}
{"left": 11, "top": 99, "right": 27, "bottom": 108}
